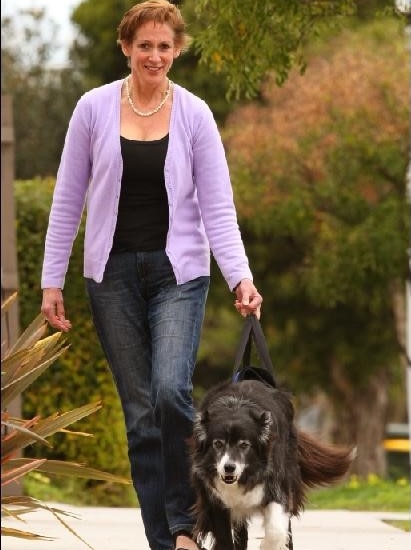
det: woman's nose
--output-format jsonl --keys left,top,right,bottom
{"left": 148, "top": 48, "right": 161, "bottom": 60}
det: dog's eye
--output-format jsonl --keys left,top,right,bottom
{"left": 213, "top": 439, "right": 224, "bottom": 450}
{"left": 238, "top": 440, "right": 250, "bottom": 450}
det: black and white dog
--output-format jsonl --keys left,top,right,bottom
{"left": 190, "top": 379, "right": 354, "bottom": 550}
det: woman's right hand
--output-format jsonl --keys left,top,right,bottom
{"left": 41, "top": 288, "right": 72, "bottom": 332}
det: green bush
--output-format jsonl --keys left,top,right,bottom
{"left": 15, "top": 178, "right": 134, "bottom": 506}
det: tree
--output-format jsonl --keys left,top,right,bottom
{"left": 224, "top": 18, "right": 408, "bottom": 475}
{"left": 70, "top": 0, "right": 131, "bottom": 84}
{"left": 192, "top": 0, "right": 356, "bottom": 98}
{"left": 1, "top": 9, "right": 87, "bottom": 179}
{"left": 192, "top": 0, "right": 398, "bottom": 98}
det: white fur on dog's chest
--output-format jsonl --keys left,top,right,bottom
{"left": 212, "top": 479, "right": 264, "bottom": 518}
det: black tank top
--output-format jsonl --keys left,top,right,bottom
{"left": 111, "top": 134, "right": 169, "bottom": 253}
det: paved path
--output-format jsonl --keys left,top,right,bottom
{"left": 2, "top": 505, "right": 409, "bottom": 550}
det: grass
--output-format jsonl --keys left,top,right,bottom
{"left": 308, "top": 474, "right": 410, "bottom": 512}
{"left": 25, "top": 472, "right": 410, "bottom": 513}
{"left": 308, "top": 475, "right": 410, "bottom": 532}
{"left": 383, "top": 519, "right": 410, "bottom": 532}
{"left": 24, "top": 473, "right": 138, "bottom": 508}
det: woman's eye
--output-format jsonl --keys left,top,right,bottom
{"left": 137, "top": 43, "right": 170, "bottom": 51}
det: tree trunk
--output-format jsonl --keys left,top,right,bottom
{"left": 390, "top": 279, "right": 409, "bottom": 420}
{"left": 330, "top": 361, "right": 389, "bottom": 477}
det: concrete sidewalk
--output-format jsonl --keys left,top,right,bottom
{"left": 2, "top": 505, "right": 409, "bottom": 550}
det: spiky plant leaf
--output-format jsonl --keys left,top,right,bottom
{"left": 1, "top": 308, "right": 127, "bottom": 546}
{"left": 1, "top": 497, "right": 95, "bottom": 548}
{"left": 2, "top": 402, "right": 103, "bottom": 457}
{"left": 4, "top": 458, "right": 131, "bottom": 484}
{"left": 1, "top": 291, "right": 18, "bottom": 315}
{"left": 4, "top": 313, "right": 48, "bottom": 357}
{"left": 2, "top": 495, "right": 79, "bottom": 519}
{"left": 1, "top": 417, "right": 50, "bottom": 447}
{"left": 2, "top": 334, "right": 69, "bottom": 406}
{"left": 1, "top": 458, "right": 47, "bottom": 487}
{"left": 1, "top": 526, "right": 53, "bottom": 540}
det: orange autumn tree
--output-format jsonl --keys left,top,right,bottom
{"left": 225, "top": 18, "right": 408, "bottom": 476}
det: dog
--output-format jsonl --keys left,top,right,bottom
{"left": 190, "top": 379, "right": 354, "bottom": 550}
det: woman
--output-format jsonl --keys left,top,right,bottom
{"left": 41, "top": 1, "right": 262, "bottom": 549}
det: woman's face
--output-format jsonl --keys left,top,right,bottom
{"left": 122, "top": 21, "right": 180, "bottom": 85}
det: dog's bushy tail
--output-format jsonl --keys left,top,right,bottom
{"left": 297, "top": 430, "right": 355, "bottom": 489}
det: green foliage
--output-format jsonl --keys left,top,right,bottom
{"left": 281, "top": 108, "right": 408, "bottom": 312}
{"left": 14, "top": 179, "right": 132, "bottom": 505}
{"left": 193, "top": 0, "right": 357, "bottom": 98}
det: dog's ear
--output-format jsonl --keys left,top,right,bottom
{"left": 193, "top": 409, "right": 209, "bottom": 445}
{"left": 257, "top": 411, "right": 273, "bottom": 443}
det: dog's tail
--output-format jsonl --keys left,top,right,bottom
{"left": 297, "top": 430, "right": 355, "bottom": 488}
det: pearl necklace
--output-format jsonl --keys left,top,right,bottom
{"left": 125, "top": 75, "right": 172, "bottom": 117}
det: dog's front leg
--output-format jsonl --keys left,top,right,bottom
{"left": 195, "top": 497, "right": 235, "bottom": 550}
{"left": 260, "top": 502, "right": 290, "bottom": 550}
{"left": 233, "top": 520, "right": 248, "bottom": 550}
{"left": 210, "top": 507, "right": 235, "bottom": 550}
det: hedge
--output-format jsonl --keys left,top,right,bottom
{"left": 15, "top": 178, "right": 136, "bottom": 506}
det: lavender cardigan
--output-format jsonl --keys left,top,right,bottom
{"left": 41, "top": 80, "right": 252, "bottom": 291}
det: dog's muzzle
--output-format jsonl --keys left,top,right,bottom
{"left": 221, "top": 463, "right": 238, "bottom": 484}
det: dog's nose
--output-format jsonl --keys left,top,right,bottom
{"left": 224, "top": 463, "right": 236, "bottom": 474}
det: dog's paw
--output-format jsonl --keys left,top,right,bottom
{"left": 260, "top": 535, "right": 289, "bottom": 550}
{"left": 261, "top": 501, "right": 290, "bottom": 550}
{"left": 261, "top": 543, "right": 288, "bottom": 550}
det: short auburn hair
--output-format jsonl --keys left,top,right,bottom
{"left": 117, "top": 0, "right": 190, "bottom": 50}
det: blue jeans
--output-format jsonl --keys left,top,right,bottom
{"left": 86, "top": 251, "right": 209, "bottom": 550}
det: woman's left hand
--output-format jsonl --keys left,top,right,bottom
{"left": 234, "top": 279, "right": 263, "bottom": 319}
